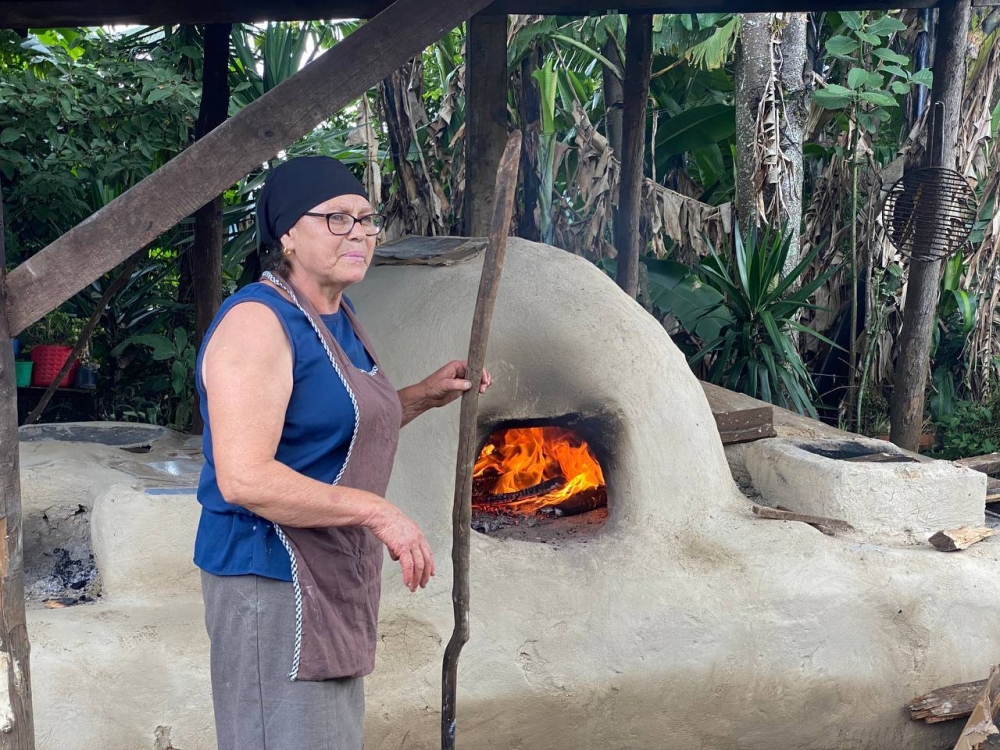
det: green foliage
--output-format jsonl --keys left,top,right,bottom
{"left": 815, "top": 11, "right": 924, "bottom": 135}
{"left": 20, "top": 308, "right": 84, "bottom": 348}
{"left": 114, "top": 327, "right": 197, "bottom": 431}
{"left": 649, "top": 225, "right": 838, "bottom": 416}
{"left": 930, "top": 399, "right": 1000, "bottom": 460}
{"left": 0, "top": 30, "right": 200, "bottom": 258}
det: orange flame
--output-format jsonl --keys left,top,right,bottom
{"left": 473, "top": 426, "right": 605, "bottom": 513}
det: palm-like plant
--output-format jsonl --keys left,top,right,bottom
{"left": 690, "top": 224, "right": 839, "bottom": 416}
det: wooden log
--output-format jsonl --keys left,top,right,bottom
{"left": 0, "top": 181, "right": 36, "bottom": 749}
{"left": 712, "top": 406, "right": 776, "bottom": 445}
{"left": 955, "top": 453, "right": 1000, "bottom": 475}
{"left": 909, "top": 678, "right": 988, "bottom": 724}
{"left": 774, "top": 505, "right": 834, "bottom": 536}
{"left": 751, "top": 504, "right": 855, "bottom": 532}
{"left": 4, "top": 0, "right": 496, "bottom": 336}
{"left": 613, "top": 13, "right": 652, "bottom": 299}
{"left": 442, "top": 131, "right": 521, "bottom": 750}
{"left": 953, "top": 665, "right": 1000, "bottom": 750}
{"left": 463, "top": 13, "right": 509, "bottom": 236}
{"left": 889, "top": 0, "right": 972, "bottom": 451}
{"left": 929, "top": 527, "right": 995, "bottom": 552}
{"left": 0, "top": 0, "right": 943, "bottom": 28}
{"left": 987, "top": 478, "right": 1000, "bottom": 504}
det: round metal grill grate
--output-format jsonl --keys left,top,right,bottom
{"left": 882, "top": 167, "right": 978, "bottom": 262}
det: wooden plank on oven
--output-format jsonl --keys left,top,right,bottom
{"left": 713, "top": 406, "right": 777, "bottom": 445}
{"left": 954, "top": 453, "right": 1000, "bottom": 475}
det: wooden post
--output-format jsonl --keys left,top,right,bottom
{"left": 441, "top": 131, "right": 521, "bottom": 750}
{"left": 890, "top": 0, "right": 971, "bottom": 451}
{"left": 601, "top": 38, "right": 624, "bottom": 159}
{"left": 0, "top": 180, "right": 35, "bottom": 749}
{"left": 190, "top": 22, "right": 231, "bottom": 434}
{"left": 463, "top": 13, "right": 508, "bottom": 236}
{"left": 4, "top": 0, "right": 496, "bottom": 336}
{"left": 613, "top": 14, "right": 652, "bottom": 299}
{"left": 516, "top": 47, "right": 542, "bottom": 242}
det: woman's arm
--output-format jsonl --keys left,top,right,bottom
{"left": 203, "top": 302, "right": 434, "bottom": 591}
{"left": 398, "top": 360, "right": 493, "bottom": 428}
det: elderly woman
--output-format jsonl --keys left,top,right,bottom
{"left": 194, "top": 156, "right": 489, "bottom": 750}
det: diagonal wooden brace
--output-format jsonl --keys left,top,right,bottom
{"left": 4, "top": 0, "right": 494, "bottom": 336}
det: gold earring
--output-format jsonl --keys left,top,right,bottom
{"left": 282, "top": 247, "right": 293, "bottom": 257}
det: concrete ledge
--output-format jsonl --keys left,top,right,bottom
{"left": 91, "top": 483, "right": 202, "bottom": 601}
{"left": 744, "top": 437, "right": 986, "bottom": 538}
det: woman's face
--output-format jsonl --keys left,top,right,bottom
{"left": 282, "top": 193, "right": 378, "bottom": 290}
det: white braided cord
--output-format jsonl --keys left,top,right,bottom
{"left": 262, "top": 271, "right": 364, "bottom": 680}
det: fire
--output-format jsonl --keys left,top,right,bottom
{"left": 473, "top": 426, "right": 606, "bottom": 514}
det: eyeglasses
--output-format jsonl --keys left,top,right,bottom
{"left": 302, "top": 211, "right": 386, "bottom": 236}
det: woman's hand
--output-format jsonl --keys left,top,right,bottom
{"left": 398, "top": 360, "right": 493, "bottom": 427}
{"left": 367, "top": 504, "right": 435, "bottom": 592}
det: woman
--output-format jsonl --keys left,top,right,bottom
{"left": 194, "top": 155, "right": 490, "bottom": 750}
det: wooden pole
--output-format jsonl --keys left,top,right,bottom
{"left": 613, "top": 14, "right": 652, "bottom": 299}
{"left": 190, "top": 22, "right": 231, "bottom": 434}
{"left": 516, "top": 47, "right": 542, "bottom": 242}
{"left": 890, "top": 0, "right": 970, "bottom": 451}
{"left": 441, "top": 131, "right": 521, "bottom": 750}
{"left": 0, "top": 180, "right": 35, "bottom": 749}
{"left": 4, "top": 0, "right": 496, "bottom": 336}
{"left": 463, "top": 13, "right": 509, "bottom": 236}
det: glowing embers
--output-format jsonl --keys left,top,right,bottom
{"left": 472, "top": 426, "right": 608, "bottom": 535}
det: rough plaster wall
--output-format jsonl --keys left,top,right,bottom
{"left": 746, "top": 438, "right": 986, "bottom": 538}
{"left": 22, "top": 239, "right": 1000, "bottom": 750}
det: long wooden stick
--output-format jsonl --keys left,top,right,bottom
{"left": 0, "top": 180, "right": 35, "bottom": 748}
{"left": 441, "top": 130, "right": 521, "bottom": 750}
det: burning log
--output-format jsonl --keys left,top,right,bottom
{"left": 474, "top": 477, "right": 566, "bottom": 506}
{"left": 537, "top": 488, "right": 608, "bottom": 518}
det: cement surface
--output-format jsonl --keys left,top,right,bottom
{"left": 21, "top": 238, "right": 1000, "bottom": 750}
{"left": 745, "top": 436, "right": 986, "bottom": 539}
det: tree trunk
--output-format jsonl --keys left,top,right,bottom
{"left": 190, "top": 23, "right": 231, "bottom": 435}
{"left": 463, "top": 13, "right": 509, "bottom": 236}
{"left": 602, "top": 38, "right": 624, "bottom": 159}
{"left": 734, "top": 13, "right": 809, "bottom": 274}
{"left": 0, "top": 180, "right": 35, "bottom": 750}
{"left": 890, "top": 0, "right": 971, "bottom": 452}
{"left": 613, "top": 14, "right": 652, "bottom": 299}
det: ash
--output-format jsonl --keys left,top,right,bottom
{"left": 26, "top": 548, "right": 99, "bottom": 607}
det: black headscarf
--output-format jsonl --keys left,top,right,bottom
{"left": 257, "top": 156, "right": 368, "bottom": 245}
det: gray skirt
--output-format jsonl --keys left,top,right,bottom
{"left": 201, "top": 571, "right": 365, "bottom": 750}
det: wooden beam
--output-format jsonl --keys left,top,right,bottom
{"left": 190, "top": 22, "right": 231, "bottom": 435}
{"left": 463, "top": 13, "right": 509, "bottom": 236}
{"left": 4, "top": 0, "right": 496, "bottom": 336}
{"left": 0, "top": 0, "right": 942, "bottom": 29}
{"left": 0, "top": 180, "right": 35, "bottom": 749}
{"left": 613, "top": 13, "right": 652, "bottom": 299}
{"left": 954, "top": 453, "right": 1000, "bottom": 475}
{"left": 712, "top": 406, "right": 776, "bottom": 445}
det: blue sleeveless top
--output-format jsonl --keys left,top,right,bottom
{"left": 193, "top": 282, "right": 377, "bottom": 581}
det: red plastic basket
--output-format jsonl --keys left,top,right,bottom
{"left": 30, "top": 345, "right": 79, "bottom": 388}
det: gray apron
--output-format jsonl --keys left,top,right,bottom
{"left": 265, "top": 272, "right": 402, "bottom": 682}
